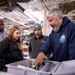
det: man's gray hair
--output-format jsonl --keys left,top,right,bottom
{"left": 46, "top": 8, "right": 63, "bottom": 18}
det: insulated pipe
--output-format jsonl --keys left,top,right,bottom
{"left": 41, "top": 0, "right": 49, "bottom": 11}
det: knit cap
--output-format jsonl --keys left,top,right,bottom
{"left": 33, "top": 23, "right": 42, "bottom": 31}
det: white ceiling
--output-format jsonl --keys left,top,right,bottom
{"left": 0, "top": 0, "right": 75, "bottom": 30}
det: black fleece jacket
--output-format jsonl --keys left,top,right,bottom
{"left": 0, "top": 38, "right": 23, "bottom": 64}
{"left": 29, "top": 34, "right": 48, "bottom": 58}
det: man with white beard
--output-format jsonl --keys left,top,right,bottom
{"left": 35, "top": 8, "right": 75, "bottom": 65}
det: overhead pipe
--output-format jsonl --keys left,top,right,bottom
{"left": 41, "top": 0, "right": 49, "bottom": 11}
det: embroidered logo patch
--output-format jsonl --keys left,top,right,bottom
{"left": 60, "top": 35, "right": 65, "bottom": 43}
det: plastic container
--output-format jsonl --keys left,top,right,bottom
{"left": 0, "top": 72, "right": 16, "bottom": 75}
{"left": 6, "top": 59, "right": 75, "bottom": 75}
{"left": 6, "top": 59, "right": 59, "bottom": 75}
{"left": 52, "top": 60, "right": 75, "bottom": 75}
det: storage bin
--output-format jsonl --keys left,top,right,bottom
{"left": 6, "top": 59, "right": 75, "bottom": 75}
{"left": 52, "top": 60, "right": 75, "bottom": 75}
{"left": 6, "top": 59, "right": 59, "bottom": 75}
{"left": 0, "top": 72, "right": 16, "bottom": 75}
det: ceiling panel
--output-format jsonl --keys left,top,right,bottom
{"left": 0, "top": 9, "right": 33, "bottom": 25}
{"left": 17, "top": 0, "right": 75, "bottom": 11}
{"left": 0, "top": 0, "right": 75, "bottom": 30}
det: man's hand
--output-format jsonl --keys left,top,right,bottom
{"left": 34, "top": 52, "right": 48, "bottom": 65}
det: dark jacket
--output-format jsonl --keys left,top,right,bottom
{"left": 40, "top": 17, "right": 75, "bottom": 62}
{"left": 29, "top": 34, "right": 48, "bottom": 58}
{"left": 0, "top": 38, "right": 23, "bottom": 64}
